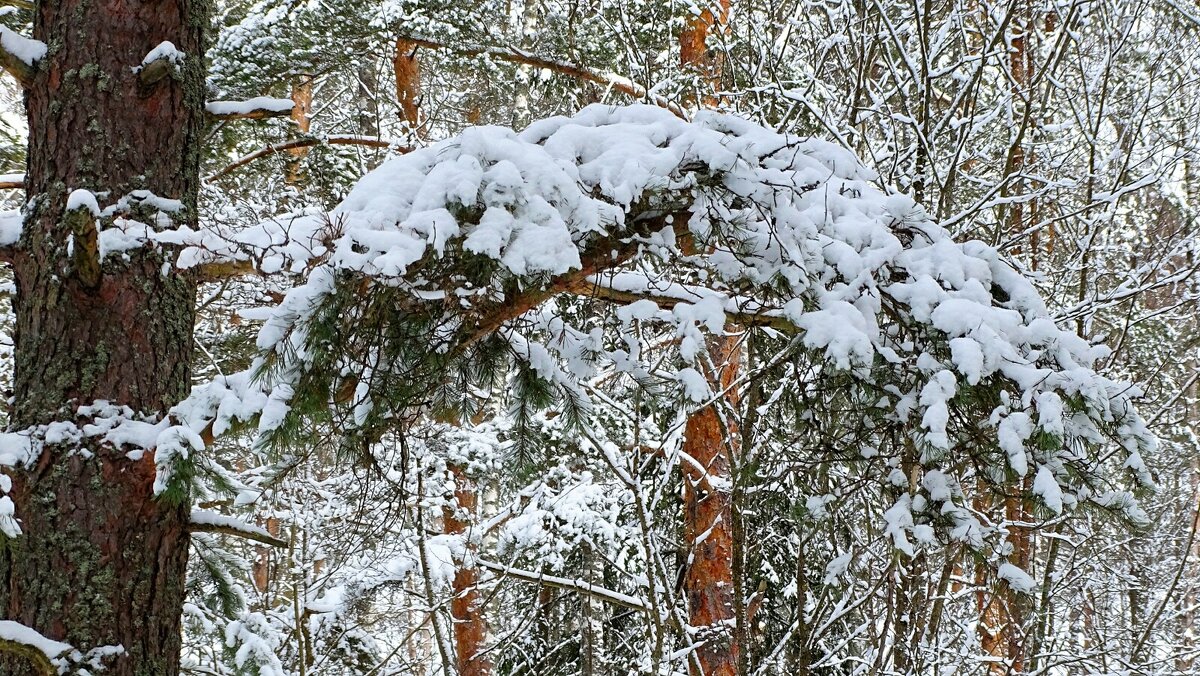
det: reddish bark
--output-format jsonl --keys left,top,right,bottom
{"left": 679, "top": 0, "right": 731, "bottom": 106}
{"left": 682, "top": 334, "right": 740, "bottom": 676}
{"left": 0, "top": 0, "right": 208, "bottom": 672}
{"left": 393, "top": 40, "right": 422, "bottom": 135}
{"left": 285, "top": 73, "right": 315, "bottom": 184}
{"left": 444, "top": 464, "right": 491, "bottom": 676}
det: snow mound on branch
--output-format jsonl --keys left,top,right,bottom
{"left": 167, "top": 104, "right": 1153, "bottom": 545}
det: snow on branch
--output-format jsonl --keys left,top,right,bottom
{"left": 0, "top": 620, "right": 72, "bottom": 676}
{"left": 205, "top": 96, "right": 294, "bottom": 120}
{"left": 188, "top": 509, "right": 287, "bottom": 548}
{"left": 160, "top": 105, "right": 1154, "bottom": 553}
{"left": 0, "top": 25, "right": 44, "bottom": 87}
{"left": 135, "top": 40, "right": 185, "bottom": 86}
{"left": 477, "top": 559, "right": 646, "bottom": 611}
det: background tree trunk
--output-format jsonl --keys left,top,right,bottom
{"left": 0, "top": 0, "right": 209, "bottom": 672}
{"left": 682, "top": 334, "right": 740, "bottom": 676}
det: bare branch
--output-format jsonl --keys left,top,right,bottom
{"left": 477, "top": 559, "right": 646, "bottom": 612}
{"left": 205, "top": 135, "right": 408, "bottom": 182}
{"left": 187, "top": 521, "right": 288, "bottom": 548}
{"left": 400, "top": 35, "right": 687, "bottom": 119}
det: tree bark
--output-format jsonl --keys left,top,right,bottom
{"left": 682, "top": 334, "right": 740, "bottom": 676}
{"left": 285, "top": 73, "right": 314, "bottom": 184}
{"left": 0, "top": 0, "right": 208, "bottom": 672}
{"left": 393, "top": 39, "right": 421, "bottom": 136}
{"left": 444, "top": 464, "right": 491, "bottom": 676}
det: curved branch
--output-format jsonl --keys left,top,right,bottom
{"left": 205, "top": 136, "right": 409, "bottom": 182}
{"left": 400, "top": 35, "right": 687, "bottom": 119}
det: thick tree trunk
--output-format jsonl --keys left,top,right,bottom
{"left": 682, "top": 334, "right": 740, "bottom": 676}
{"left": 0, "top": 0, "right": 208, "bottom": 672}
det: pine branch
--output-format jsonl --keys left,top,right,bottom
{"left": 188, "top": 511, "right": 288, "bottom": 548}
{"left": 455, "top": 211, "right": 693, "bottom": 354}
{"left": 187, "top": 522, "right": 287, "bottom": 548}
{"left": 561, "top": 274, "right": 794, "bottom": 330}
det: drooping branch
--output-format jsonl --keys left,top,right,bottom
{"left": 561, "top": 273, "right": 793, "bottom": 331}
{"left": 399, "top": 35, "right": 687, "bottom": 119}
{"left": 205, "top": 135, "right": 407, "bottom": 182}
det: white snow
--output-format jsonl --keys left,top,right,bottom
{"left": 190, "top": 509, "right": 277, "bottom": 541}
{"left": 1033, "top": 465, "right": 1064, "bottom": 514}
{"left": 0, "top": 620, "right": 72, "bottom": 662}
{"left": 0, "top": 26, "right": 46, "bottom": 66}
{"left": 140, "top": 40, "right": 185, "bottom": 67}
{"left": 997, "top": 562, "right": 1037, "bottom": 594}
{"left": 205, "top": 96, "right": 294, "bottom": 116}
{"left": 66, "top": 188, "right": 101, "bottom": 216}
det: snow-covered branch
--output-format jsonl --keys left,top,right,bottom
{"left": 0, "top": 26, "right": 44, "bottom": 87}
{"left": 188, "top": 510, "right": 287, "bottom": 548}
{"left": 205, "top": 96, "right": 294, "bottom": 121}
{"left": 477, "top": 559, "right": 646, "bottom": 612}
{"left": 0, "top": 620, "right": 72, "bottom": 676}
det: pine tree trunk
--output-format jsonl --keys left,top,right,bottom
{"left": 682, "top": 334, "right": 740, "bottom": 676}
{"left": 444, "top": 464, "right": 491, "bottom": 676}
{"left": 393, "top": 40, "right": 421, "bottom": 136}
{"left": 285, "top": 73, "right": 314, "bottom": 184}
{"left": 0, "top": 0, "right": 208, "bottom": 672}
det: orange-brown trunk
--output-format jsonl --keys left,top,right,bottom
{"left": 285, "top": 73, "right": 314, "bottom": 184}
{"left": 394, "top": 39, "right": 422, "bottom": 136}
{"left": 679, "top": 0, "right": 731, "bottom": 107}
{"left": 444, "top": 464, "right": 491, "bottom": 676}
{"left": 683, "top": 334, "right": 740, "bottom": 676}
